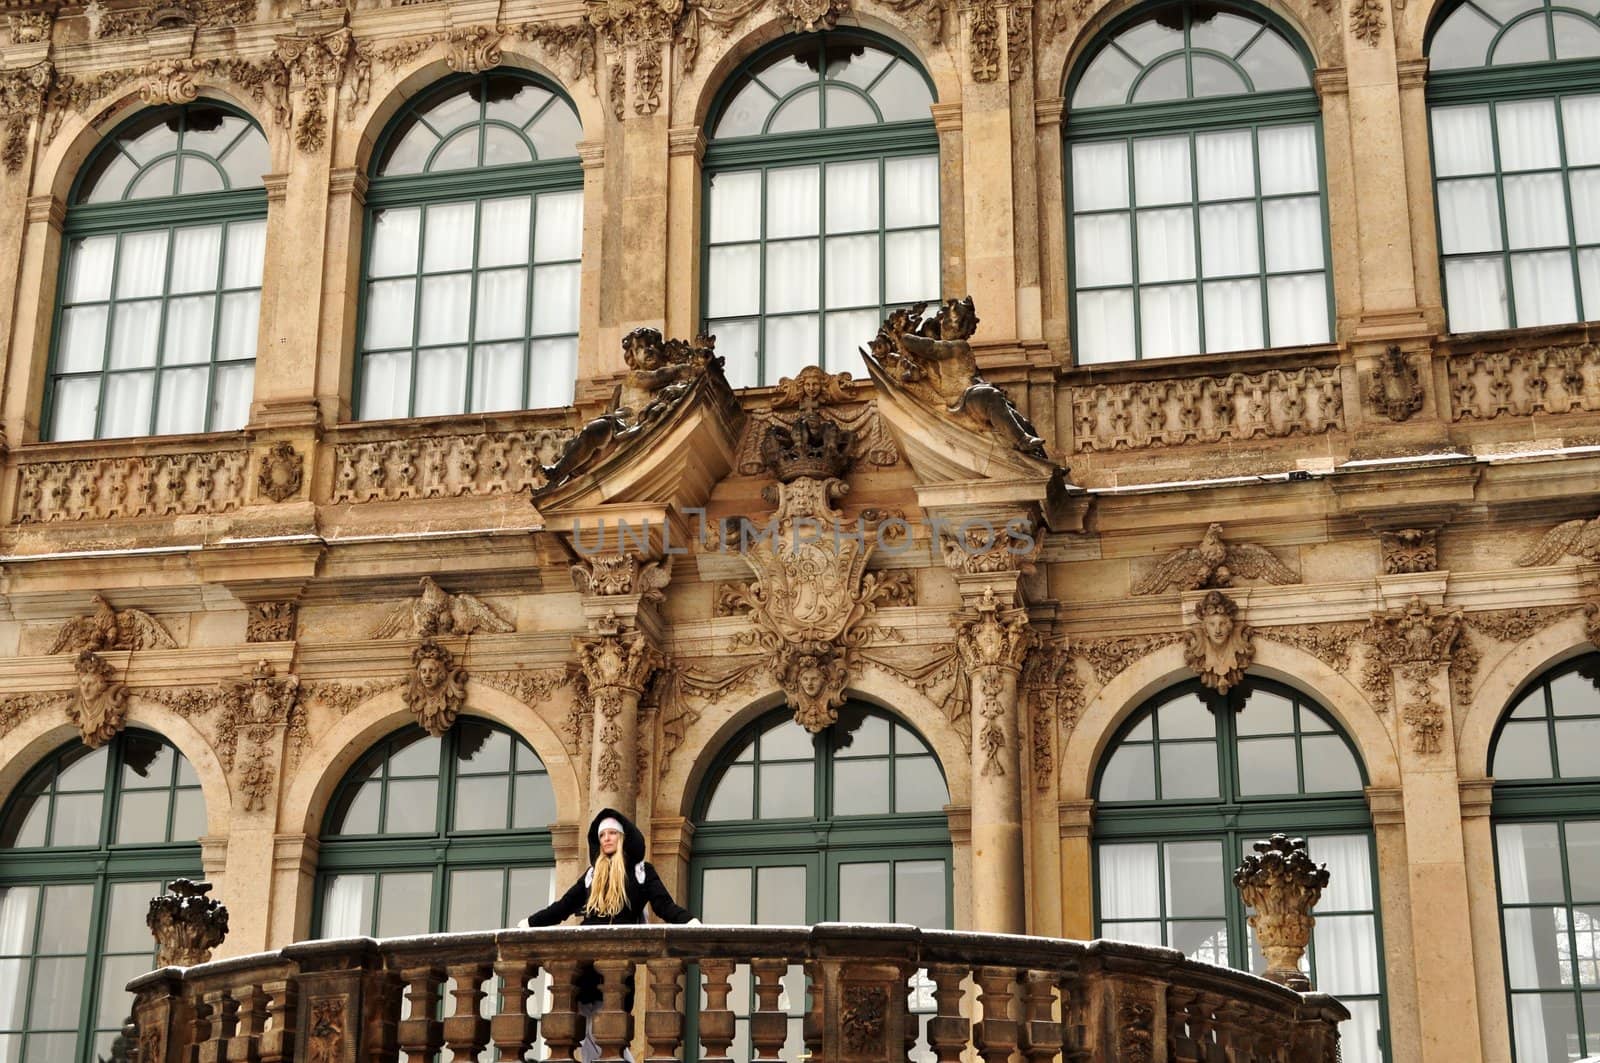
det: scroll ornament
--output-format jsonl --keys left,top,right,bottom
{"left": 954, "top": 588, "right": 1032, "bottom": 776}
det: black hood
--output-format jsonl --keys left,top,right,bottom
{"left": 586, "top": 807, "right": 646, "bottom": 865}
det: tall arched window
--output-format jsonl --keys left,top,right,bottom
{"left": 1094, "top": 681, "right": 1387, "bottom": 1062}
{"left": 0, "top": 732, "right": 205, "bottom": 1062}
{"left": 691, "top": 704, "right": 952, "bottom": 1062}
{"left": 1064, "top": 3, "right": 1331, "bottom": 362}
{"left": 1489, "top": 655, "right": 1600, "bottom": 1062}
{"left": 701, "top": 34, "right": 940, "bottom": 388}
{"left": 357, "top": 73, "right": 584, "bottom": 420}
{"left": 1426, "top": 0, "right": 1600, "bottom": 333}
{"left": 48, "top": 103, "right": 269, "bottom": 440}
{"left": 315, "top": 719, "right": 557, "bottom": 936}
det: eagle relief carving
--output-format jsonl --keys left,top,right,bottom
{"left": 371, "top": 576, "right": 514, "bottom": 639}
{"left": 49, "top": 594, "right": 177, "bottom": 654}
{"left": 1133, "top": 523, "right": 1298, "bottom": 595}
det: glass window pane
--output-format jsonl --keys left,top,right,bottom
{"left": 110, "top": 301, "right": 161, "bottom": 369}
{"left": 1141, "top": 284, "right": 1201, "bottom": 357}
{"left": 1237, "top": 689, "right": 1294, "bottom": 734}
{"left": 709, "top": 245, "right": 761, "bottom": 318}
{"left": 471, "top": 341, "right": 524, "bottom": 411}
{"left": 1199, "top": 202, "right": 1258, "bottom": 276}
{"left": 218, "top": 291, "right": 260, "bottom": 360}
{"left": 825, "top": 86, "right": 876, "bottom": 128}
{"left": 363, "top": 279, "right": 416, "bottom": 349}
{"left": 170, "top": 226, "right": 221, "bottom": 293}
{"left": 1498, "top": 823, "right": 1566, "bottom": 903}
{"left": 826, "top": 160, "right": 879, "bottom": 233}
{"left": 98, "top": 953, "right": 153, "bottom": 1026}
{"left": 155, "top": 367, "right": 209, "bottom": 435}
{"left": 1101, "top": 920, "right": 1163, "bottom": 946}
{"left": 884, "top": 230, "right": 938, "bottom": 303}
{"left": 1072, "top": 142, "right": 1130, "bottom": 210}
{"left": 1433, "top": 105, "right": 1496, "bottom": 175}
{"left": 825, "top": 235, "right": 878, "bottom": 309}
{"left": 58, "top": 306, "right": 109, "bottom": 374}
{"left": 117, "top": 231, "right": 169, "bottom": 298}
{"left": 1259, "top": 124, "right": 1320, "bottom": 195}
{"left": 101, "top": 373, "right": 155, "bottom": 437}
{"left": 894, "top": 757, "right": 948, "bottom": 812}
{"left": 1198, "top": 130, "right": 1256, "bottom": 202}
{"left": 475, "top": 268, "right": 528, "bottom": 340}
{"left": 1072, "top": 47, "right": 1141, "bottom": 108}
{"left": 163, "top": 295, "right": 216, "bottom": 364}
{"left": 28, "top": 957, "right": 85, "bottom": 1027}
{"left": 413, "top": 347, "right": 467, "bottom": 417}
{"left": 1262, "top": 197, "right": 1323, "bottom": 271}
{"left": 1311, "top": 834, "right": 1374, "bottom": 911}
{"left": 1511, "top": 993, "right": 1578, "bottom": 1062}
{"left": 531, "top": 264, "right": 579, "bottom": 334}
{"left": 333, "top": 781, "right": 381, "bottom": 835}
{"left": 1164, "top": 841, "right": 1224, "bottom": 916}
{"left": 1075, "top": 213, "right": 1133, "bottom": 286}
{"left": 767, "top": 722, "right": 817, "bottom": 761}
{"left": 895, "top": 861, "right": 946, "bottom": 928}
{"left": 384, "top": 779, "right": 439, "bottom": 833}
{"left": 766, "top": 240, "right": 820, "bottom": 312}
{"left": 1445, "top": 256, "right": 1509, "bottom": 331}
{"left": 1131, "top": 55, "right": 1188, "bottom": 104}
{"left": 1267, "top": 273, "right": 1330, "bottom": 346}
{"left": 1564, "top": 97, "right": 1600, "bottom": 165}
{"left": 1504, "top": 172, "right": 1569, "bottom": 249}
{"left": 1237, "top": 30, "right": 1308, "bottom": 92}
{"left": 705, "top": 764, "right": 754, "bottom": 821}
{"left": 1099, "top": 743, "right": 1155, "bottom": 801}
{"left": 1567, "top": 822, "right": 1600, "bottom": 902}
{"left": 825, "top": 309, "right": 880, "bottom": 375}
{"left": 39, "top": 885, "right": 92, "bottom": 953}
{"left": 1549, "top": 670, "right": 1600, "bottom": 716}
{"left": 701, "top": 867, "right": 752, "bottom": 923}
{"left": 423, "top": 203, "right": 476, "bottom": 273}
{"left": 710, "top": 171, "right": 762, "bottom": 243}
{"left": 1075, "top": 289, "right": 1136, "bottom": 363}
{"left": 838, "top": 863, "right": 891, "bottom": 922}
{"left": 1159, "top": 694, "right": 1214, "bottom": 739}
{"left": 1170, "top": 920, "right": 1228, "bottom": 964}
{"left": 453, "top": 776, "right": 510, "bottom": 832}
{"left": 447, "top": 869, "right": 506, "bottom": 932}
{"left": 1134, "top": 136, "right": 1192, "bottom": 205}
{"left": 1159, "top": 741, "right": 1219, "bottom": 799}
{"left": 1497, "top": 99, "right": 1561, "bottom": 170}
{"left": 369, "top": 207, "right": 422, "bottom": 278}
{"left": 170, "top": 788, "right": 206, "bottom": 841}
{"left": 765, "top": 315, "right": 819, "bottom": 382}
{"left": 1190, "top": 56, "right": 1248, "bottom": 98}
{"left": 1237, "top": 736, "right": 1299, "bottom": 795}
{"left": 1491, "top": 16, "right": 1553, "bottom": 63}
{"left": 1302, "top": 735, "right": 1363, "bottom": 792}
{"left": 1438, "top": 178, "right": 1504, "bottom": 254}
{"left": 1511, "top": 251, "right": 1578, "bottom": 326}
{"left": 219, "top": 130, "right": 269, "bottom": 190}
{"left": 104, "top": 881, "right": 161, "bottom": 954}
{"left": 527, "top": 337, "right": 576, "bottom": 408}
{"left": 419, "top": 274, "right": 471, "bottom": 345}
{"left": 836, "top": 713, "right": 890, "bottom": 756}
{"left": 1557, "top": 719, "right": 1600, "bottom": 777}
{"left": 755, "top": 866, "right": 807, "bottom": 925}
{"left": 482, "top": 126, "right": 533, "bottom": 167}
{"left": 513, "top": 773, "right": 557, "bottom": 829}
{"left": 885, "top": 156, "right": 938, "bottom": 229}
{"left": 768, "top": 88, "right": 820, "bottom": 134}
{"left": 376, "top": 872, "right": 433, "bottom": 938}
{"left": 128, "top": 159, "right": 178, "bottom": 200}
{"left": 116, "top": 790, "right": 171, "bottom": 844}
{"left": 1312, "top": 914, "right": 1379, "bottom": 995}
{"left": 534, "top": 191, "right": 583, "bottom": 262}
{"left": 833, "top": 759, "right": 890, "bottom": 816}
{"left": 767, "top": 167, "right": 819, "bottom": 238}
{"left": 758, "top": 762, "right": 813, "bottom": 819}
{"left": 223, "top": 219, "right": 266, "bottom": 289}
{"left": 1503, "top": 907, "right": 1572, "bottom": 988}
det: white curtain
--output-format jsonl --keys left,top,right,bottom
{"left": 1136, "top": 208, "right": 1195, "bottom": 283}
{"left": 1437, "top": 178, "right": 1502, "bottom": 254}
{"left": 1444, "top": 258, "right": 1508, "bottom": 331}
{"left": 528, "top": 337, "right": 576, "bottom": 409}
{"left": 532, "top": 263, "right": 580, "bottom": 335}
{"left": 164, "top": 294, "right": 216, "bottom": 364}
{"left": 156, "top": 367, "right": 208, "bottom": 434}
{"left": 169, "top": 226, "right": 221, "bottom": 293}
{"left": 1204, "top": 279, "right": 1263, "bottom": 351}
{"left": 1098, "top": 843, "right": 1160, "bottom": 920}
{"left": 534, "top": 191, "right": 583, "bottom": 262}
{"left": 710, "top": 171, "right": 761, "bottom": 242}
{"left": 67, "top": 235, "right": 115, "bottom": 302}
{"left": 1497, "top": 100, "right": 1560, "bottom": 171}
{"left": 117, "top": 230, "right": 168, "bottom": 299}
{"left": 767, "top": 167, "right": 819, "bottom": 238}
{"left": 478, "top": 197, "right": 530, "bottom": 268}
{"left": 423, "top": 202, "right": 475, "bottom": 272}
{"left": 1259, "top": 124, "right": 1319, "bottom": 195}
{"left": 885, "top": 156, "right": 938, "bottom": 228}
{"left": 1432, "top": 104, "right": 1496, "bottom": 176}
{"left": 1135, "top": 136, "right": 1192, "bottom": 205}
{"left": 210, "top": 363, "right": 253, "bottom": 431}
{"left": 1140, "top": 285, "right": 1200, "bottom": 357}
{"left": 224, "top": 219, "right": 267, "bottom": 289}
{"left": 1511, "top": 252, "right": 1577, "bottom": 325}
{"left": 218, "top": 291, "right": 260, "bottom": 361}
{"left": 1072, "top": 142, "right": 1129, "bottom": 211}
{"left": 321, "top": 875, "right": 372, "bottom": 938}
{"left": 1076, "top": 290, "right": 1135, "bottom": 363}
{"left": 359, "top": 350, "right": 412, "bottom": 420}
{"left": 101, "top": 373, "right": 154, "bottom": 437}
{"left": 0, "top": 887, "right": 34, "bottom": 1052}
{"left": 1197, "top": 130, "right": 1254, "bottom": 199}
{"left": 826, "top": 161, "right": 878, "bottom": 232}
{"left": 414, "top": 347, "right": 466, "bottom": 417}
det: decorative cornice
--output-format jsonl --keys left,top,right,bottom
{"left": 929, "top": 101, "right": 962, "bottom": 133}
{"left": 1458, "top": 777, "right": 1494, "bottom": 819}
{"left": 326, "top": 165, "right": 366, "bottom": 202}
{"left": 1397, "top": 58, "right": 1429, "bottom": 88}
{"left": 1365, "top": 786, "right": 1404, "bottom": 826}
{"left": 24, "top": 193, "right": 61, "bottom": 226}
{"left": 666, "top": 125, "right": 704, "bottom": 159}
{"left": 261, "top": 172, "right": 289, "bottom": 203}
{"left": 577, "top": 138, "right": 605, "bottom": 170}
{"left": 1033, "top": 95, "right": 1064, "bottom": 126}
{"left": 1313, "top": 67, "right": 1349, "bottom": 97}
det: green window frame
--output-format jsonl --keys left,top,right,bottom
{"left": 355, "top": 72, "right": 585, "bottom": 421}
{"left": 0, "top": 732, "right": 205, "bottom": 1063}
{"left": 1489, "top": 654, "right": 1600, "bottom": 1062}
{"left": 700, "top": 33, "right": 941, "bottom": 389}
{"left": 1425, "top": 0, "right": 1600, "bottom": 335}
{"left": 1093, "top": 679, "right": 1389, "bottom": 1063}
{"left": 312, "top": 718, "right": 558, "bottom": 938}
{"left": 690, "top": 703, "right": 953, "bottom": 1063}
{"left": 46, "top": 103, "right": 269, "bottom": 441}
{"left": 1063, "top": 2, "right": 1335, "bottom": 364}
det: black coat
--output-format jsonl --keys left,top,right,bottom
{"left": 528, "top": 807, "right": 694, "bottom": 927}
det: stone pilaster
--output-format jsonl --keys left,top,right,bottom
{"left": 959, "top": 0, "right": 1018, "bottom": 340}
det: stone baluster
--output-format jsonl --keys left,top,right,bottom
{"left": 398, "top": 966, "right": 446, "bottom": 1062}
{"left": 258, "top": 979, "right": 296, "bottom": 1062}
{"left": 365, "top": 971, "right": 402, "bottom": 1063}
{"left": 196, "top": 989, "right": 235, "bottom": 1062}
{"left": 1018, "top": 971, "right": 1060, "bottom": 1063}
{"left": 801, "top": 960, "right": 825, "bottom": 1063}
{"left": 541, "top": 960, "right": 582, "bottom": 1062}
{"left": 592, "top": 958, "right": 633, "bottom": 1062}
{"left": 443, "top": 963, "right": 492, "bottom": 1061}
{"left": 1167, "top": 987, "right": 1200, "bottom": 1062}
{"left": 1057, "top": 972, "right": 1087, "bottom": 1061}
{"left": 188, "top": 994, "right": 215, "bottom": 1057}
{"left": 1214, "top": 1000, "right": 1251, "bottom": 1061}
{"left": 926, "top": 964, "right": 969, "bottom": 1063}
{"left": 973, "top": 967, "right": 1018, "bottom": 1063}
{"left": 904, "top": 970, "right": 922, "bottom": 1059}
{"left": 644, "top": 957, "right": 685, "bottom": 1063}
{"left": 491, "top": 959, "right": 535, "bottom": 1061}
{"left": 749, "top": 959, "right": 788, "bottom": 1061}
{"left": 230, "top": 984, "right": 267, "bottom": 1060}
{"left": 697, "top": 958, "right": 737, "bottom": 1063}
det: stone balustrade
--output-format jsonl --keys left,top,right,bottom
{"left": 126, "top": 924, "right": 1347, "bottom": 1063}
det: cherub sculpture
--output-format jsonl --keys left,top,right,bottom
{"left": 862, "top": 297, "right": 1047, "bottom": 459}
{"left": 538, "top": 328, "right": 722, "bottom": 489}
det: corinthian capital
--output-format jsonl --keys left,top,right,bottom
{"left": 574, "top": 612, "right": 662, "bottom": 696}
{"left": 953, "top": 587, "right": 1032, "bottom": 673}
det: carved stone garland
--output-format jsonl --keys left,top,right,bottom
{"left": 953, "top": 588, "right": 1032, "bottom": 777}
{"left": 1360, "top": 596, "right": 1466, "bottom": 754}
{"left": 1381, "top": 528, "right": 1437, "bottom": 574}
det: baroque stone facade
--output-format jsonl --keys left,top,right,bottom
{"left": 0, "top": 0, "right": 1596, "bottom": 1061}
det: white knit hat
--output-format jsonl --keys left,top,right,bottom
{"left": 596, "top": 816, "right": 625, "bottom": 836}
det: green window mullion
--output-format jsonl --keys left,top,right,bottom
{"left": 406, "top": 207, "right": 432, "bottom": 418}
{"left": 146, "top": 222, "right": 180, "bottom": 436}
{"left": 1544, "top": 675, "right": 1561, "bottom": 780}
{"left": 1488, "top": 101, "right": 1521, "bottom": 327}
{"left": 523, "top": 192, "right": 538, "bottom": 409}
{"left": 91, "top": 234, "right": 130, "bottom": 439}
{"left": 461, "top": 199, "right": 485, "bottom": 414}
{"left": 1552, "top": 92, "right": 1589, "bottom": 321}
{"left": 1186, "top": 131, "right": 1208, "bottom": 353}
{"left": 1126, "top": 135, "right": 1146, "bottom": 358}
{"left": 758, "top": 168, "right": 770, "bottom": 384}
{"left": 818, "top": 158, "right": 829, "bottom": 370}
{"left": 1252, "top": 126, "right": 1275, "bottom": 347}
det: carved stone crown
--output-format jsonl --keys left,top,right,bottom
{"left": 759, "top": 410, "right": 854, "bottom": 482}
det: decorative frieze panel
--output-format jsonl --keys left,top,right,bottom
{"left": 1449, "top": 342, "right": 1600, "bottom": 421}
{"left": 15, "top": 450, "right": 249, "bottom": 523}
{"left": 1070, "top": 366, "right": 1344, "bottom": 452}
{"left": 329, "top": 429, "right": 571, "bottom": 503}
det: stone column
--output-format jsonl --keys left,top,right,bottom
{"left": 930, "top": 103, "right": 966, "bottom": 298}
{"left": 1362, "top": 595, "right": 1486, "bottom": 1062}
{"left": 947, "top": 531, "right": 1033, "bottom": 934}
{"left": 571, "top": 554, "right": 670, "bottom": 822}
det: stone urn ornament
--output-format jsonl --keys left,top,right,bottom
{"left": 1233, "top": 833, "right": 1329, "bottom": 991}
{"left": 147, "top": 879, "right": 229, "bottom": 967}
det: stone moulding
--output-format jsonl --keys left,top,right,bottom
{"left": 1449, "top": 341, "right": 1600, "bottom": 421}
{"left": 1070, "top": 365, "right": 1344, "bottom": 452}
{"left": 15, "top": 449, "right": 249, "bottom": 522}
{"left": 330, "top": 427, "right": 573, "bottom": 503}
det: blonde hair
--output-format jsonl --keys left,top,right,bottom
{"left": 585, "top": 851, "right": 630, "bottom": 918}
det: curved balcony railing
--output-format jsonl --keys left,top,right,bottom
{"left": 127, "top": 924, "right": 1348, "bottom": 1062}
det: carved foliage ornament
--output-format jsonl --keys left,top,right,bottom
{"left": 954, "top": 588, "right": 1032, "bottom": 777}
{"left": 246, "top": 600, "right": 298, "bottom": 642}
{"left": 257, "top": 441, "right": 304, "bottom": 503}
{"left": 217, "top": 659, "right": 303, "bottom": 775}
{"left": 571, "top": 554, "right": 672, "bottom": 603}
{"left": 1133, "top": 523, "right": 1298, "bottom": 595}
{"left": 1381, "top": 528, "right": 1437, "bottom": 574}
{"left": 147, "top": 879, "right": 229, "bottom": 968}
{"left": 69, "top": 650, "right": 130, "bottom": 748}
{"left": 969, "top": 0, "right": 1001, "bottom": 80}
{"left": 1360, "top": 596, "right": 1465, "bottom": 752}
{"left": 1023, "top": 641, "right": 1079, "bottom": 791}
{"left": 405, "top": 639, "right": 469, "bottom": 737}
{"left": 8, "top": 11, "right": 52, "bottom": 43}
{"left": 1349, "top": 0, "right": 1385, "bottom": 45}
{"left": 576, "top": 617, "right": 663, "bottom": 793}
{"left": 275, "top": 25, "right": 370, "bottom": 153}
{"left": 0, "top": 63, "right": 51, "bottom": 173}
{"left": 728, "top": 477, "right": 901, "bottom": 732}
{"left": 1185, "top": 590, "right": 1253, "bottom": 694}
{"left": 372, "top": 576, "right": 514, "bottom": 639}
{"left": 1233, "top": 834, "right": 1328, "bottom": 992}
{"left": 1365, "top": 345, "right": 1424, "bottom": 422}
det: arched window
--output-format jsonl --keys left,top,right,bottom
{"left": 315, "top": 719, "right": 557, "bottom": 936}
{"left": 702, "top": 34, "right": 940, "bottom": 388}
{"left": 1064, "top": 3, "right": 1331, "bottom": 362}
{"left": 1094, "top": 681, "right": 1387, "bottom": 1062}
{"left": 1489, "top": 655, "right": 1600, "bottom": 1062}
{"left": 357, "top": 73, "right": 584, "bottom": 420}
{"left": 47, "top": 103, "right": 269, "bottom": 440}
{"left": 1426, "top": 0, "right": 1600, "bottom": 333}
{"left": 0, "top": 732, "right": 205, "bottom": 1062}
{"left": 691, "top": 704, "right": 952, "bottom": 1061}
